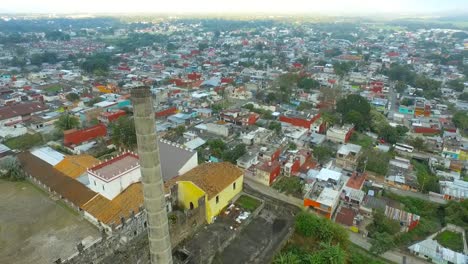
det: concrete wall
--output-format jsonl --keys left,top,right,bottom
{"left": 88, "top": 168, "right": 141, "bottom": 200}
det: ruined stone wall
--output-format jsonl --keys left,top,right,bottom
{"left": 61, "top": 199, "right": 206, "bottom": 264}
{"left": 169, "top": 196, "right": 207, "bottom": 247}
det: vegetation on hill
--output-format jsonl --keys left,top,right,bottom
{"left": 371, "top": 191, "right": 468, "bottom": 253}
{"left": 274, "top": 212, "right": 387, "bottom": 264}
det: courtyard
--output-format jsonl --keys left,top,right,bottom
{"left": 0, "top": 180, "right": 100, "bottom": 264}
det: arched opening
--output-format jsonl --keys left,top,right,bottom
{"left": 190, "top": 202, "right": 194, "bottom": 210}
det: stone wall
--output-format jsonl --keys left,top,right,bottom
{"left": 60, "top": 210, "right": 149, "bottom": 264}
{"left": 61, "top": 198, "right": 206, "bottom": 264}
{"left": 169, "top": 196, "right": 206, "bottom": 247}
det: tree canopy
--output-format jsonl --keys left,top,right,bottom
{"left": 336, "top": 94, "right": 371, "bottom": 131}
{"left": 55, "top": 113, "right": 80, "bottom": 131}
{"left": 65, "top": 92, "right": 80, "bottom": 102}
{"left": 81, "top": 53, "right": 117, "bottom": 76}
{"left": 0, "top": 156, "right": 25, "bottom": 181}
{"left": 111, "top": 116, "right": 137, "bottom": 149}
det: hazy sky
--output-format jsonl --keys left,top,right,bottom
{"left": 1, "top": 0, "right": 467, "bottom": 14}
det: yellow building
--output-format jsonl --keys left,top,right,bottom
{"left": 166, "top": 162, "right": 244, "bottom": 223}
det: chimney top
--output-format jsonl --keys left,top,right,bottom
{"left": 130, "top": 86, "right": 151, "bottom": 98}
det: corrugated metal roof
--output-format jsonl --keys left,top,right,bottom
{"left": 31, "top": 146, "right": 65, "bottom": 166}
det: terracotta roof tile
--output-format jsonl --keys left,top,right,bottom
{"left": 81, "top": 183, "right": 144, "bottom": 226}
{"left": 54, "top": 154, "right": 100, "bottom": 179}
{"left": 165, "top": 162, "right": 243, "bottom": 199}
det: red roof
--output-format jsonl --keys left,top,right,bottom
{"left": 413, "top": 127, "right": 440, "bottom": 134}
{"left": 335, "top": 207, "right": 355, "bottom": 226}
{"left": 100, "top": 110, "right": 126, "bottom": 122}
{"left": 346, "top": 172, "right": 367, "bottom": 190}
{"left": 0, "top": 102, "right": 48, "bottom": 121}
{"left": 387, "top": 52, "right": 400, "bottom": 57}
{"left": 64, "top": 124, "right": 107, "bottom": 146}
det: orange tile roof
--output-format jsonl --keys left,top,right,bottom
{"left": 54, "top": 155, "right": 100, "bottom": 179}
{"left": 81, "top": 183, "right": 144, "bottom": 226}
{"left": 165, "top": 162, "right": 243, "bottom": 199}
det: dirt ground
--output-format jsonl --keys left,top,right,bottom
{"left": 0, "top": 180, "right": 100, "bottom": 264}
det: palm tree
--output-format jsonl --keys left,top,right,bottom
{"left": 273, "top": 252, "right": 301, "bottom": 264}
{"left": 55, "top": 113, "right": 80, "bottom": 131}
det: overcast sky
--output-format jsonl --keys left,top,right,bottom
{"left": 1, "top": 0, "right": 467, "bottom": 15}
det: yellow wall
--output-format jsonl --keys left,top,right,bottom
{"left": 460, "top": 150, "right": 468, "bottom": 161}
{"left": 177, "top": 181, "right": 205, "bottom": 210}
{"left": 206, "top": 176, "right": 244, "bottom": 223}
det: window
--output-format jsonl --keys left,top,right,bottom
{"left": 102, "top": 185, "right": 105, "bottom": 191}
{"left": 233, "top": 182, "right": 236, "bottom": 190}
{"left": 216, "top": 196, "right": 219, "bottom": 204}
{"left": 94, "top": 181, "right": 96, "bottom": 186}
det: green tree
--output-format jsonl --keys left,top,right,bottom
{"left": 336, "top": 94, "right": 371, "bottom": 131}
{"left": 386, "top": 64, "right": 416, "bottom": 84}
{"left": 413, "top": 161, "right": 439, "bottom": 193}
{"left": 86, "top": 97, "right": 104, "bottom": 107}
{"left": 458, "top": 93, "right": 468, "bottom": 101}
{"left": 379, "top": 125, "right": 399, "bottom": 144}
{"left": 269, "top": 121, "right": 282, "bottom": 134}
{"left": 243, "top": 103, "right": 255, "bottom": 111}
{"left": 288, "top": 142, "right": 297, "bottom": 150}
{"left": 222, "top": 144, "right": 246, "bottom": 164}
{"left": 345, "top": 110, "right": 366, "bottom": 131}
{"left": 395, "top": 81, "right": 407, "bottom": 93}
{"left": 55, "top": 113, "right": 80, "bottom": 131}
{"left": 313, "top": 145, "right": 334, "bottom": 164}
{"left": 333, "top": 62, "right": 353, "bottom": 77}
{"left": 368, "top": 210, "right": 401, "bottom": 235}
{"left": 448, "top": 79, "right": 465, "bottom": 92}
{"left": 400, "top": 98, "right": 413, "bottom": 106}
{"left": 174, "top": 125, "right": 186, "bottom": 137}
{"left": 81, "top": 53, "right": 114, "bottom": 76}
{"left": 370, "top": 232, "right": 395, "bottom": 254}
{"left": 298, "top": 78, "right": 320, "bottom": 91}
{"left": 407, "top": 137, "right": 426, "bottom": 151}
{"left": 207, "top": 139, "right": 227, "bottom": 158}
{"left": 65, "top": 92, "right": 80, "bottom": 102}
{"left": 111, "top": 116, "right": 137, "bottom": 149}
{"left": 0, "top": 156, "right": 25, "bottom": 181}
{"left": 452, "top": 111, "right": 468, "bottom": 134}
{"left": 297, "top": 102, "right": 314, "bottom": 111}
{"left": 307, "top": 243, "right": 346, "bottom": 264}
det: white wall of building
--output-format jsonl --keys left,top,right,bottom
{"left": 178, "top": 154, "right": 198, "bottom": 176}
{"left": 88, "top": 168, "right": 141, "bottom": 200}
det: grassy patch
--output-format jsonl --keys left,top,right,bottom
{"left": 235, "top": 195, "right": 261, "bottom": 212}
{"left": 348, "top": 243, "right": 392, "bottom": 264}
{"left": 4, "top": 133, "right": 43, "bottom": 150}
{"left": 434, "top": 230, "right": 464, "bottom": 253}
{"left": 350, "top": 132, "right": 374, "bottom": 149}
{"left": 44, "top": 84, "right": 62, "bottom": 93}
{"left": 272, "top": 176, "right": 304, "bottom": 198}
